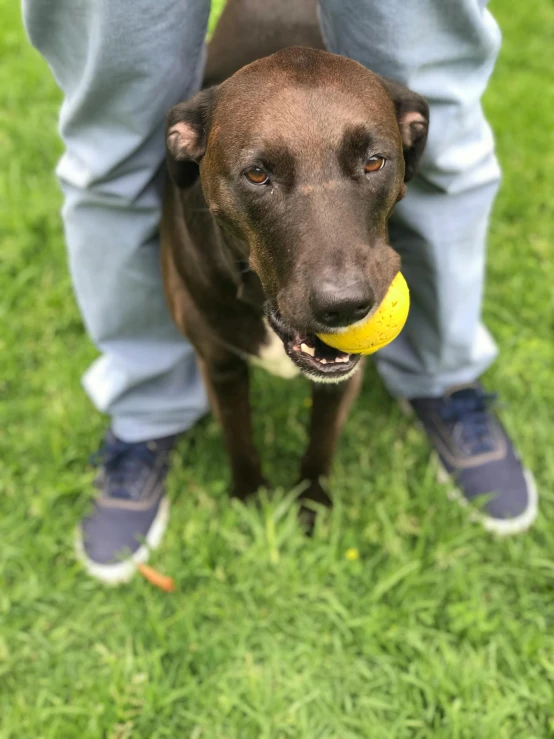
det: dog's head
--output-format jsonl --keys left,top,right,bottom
{"left": 167, "top": 47, "right": 428, "bottom": 382}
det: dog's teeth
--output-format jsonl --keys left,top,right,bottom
{"left": 335, "top": 355, "right": 350, "bottom": 363}
{"left": 301, "top": 343, "right": 315, "bottom": 357}
{"left": 320, "top": 358, "right": 328, "bottom": 364}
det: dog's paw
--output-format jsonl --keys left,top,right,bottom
{"left": 231, "top": 474, "right": 270, "bottom": 502}
{"left": 297, "top": 478, "right": 332, "bottom": 533}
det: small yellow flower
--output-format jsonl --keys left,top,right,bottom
{"left": 345, "top": 547, "right": 359, "bottom": 561}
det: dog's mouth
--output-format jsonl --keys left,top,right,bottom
{"left": 267, "top": 308, "right": 361, "bottom": 382}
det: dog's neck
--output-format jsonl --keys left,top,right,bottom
{"left": 175, "top": 179, "right": 266, "bottom": 310}
{"left": 219, "top": 227, "right": 265, "bottom": 309}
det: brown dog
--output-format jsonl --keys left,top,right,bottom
{"left": 161, "top": 0, "right": 429, "bottom": 510}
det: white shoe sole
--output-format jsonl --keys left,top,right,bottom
{"left": 433, "top": 454, "right": 538, "bottom": 535}
{"left": 398, "top": 397, "right": 539, "bottom": 536}
{"left": 74, "top": 496, "right": 170, "bottom": 585}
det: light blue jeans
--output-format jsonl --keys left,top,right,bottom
{"left": 23, "top": 0, "right": 501, "bottom": 442}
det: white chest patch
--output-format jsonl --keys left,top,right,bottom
{"left": 249, "top": 320, "right": 300, "bottom": 380}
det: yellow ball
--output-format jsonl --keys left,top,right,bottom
{"left": 317, "top": 272, "right": 410, "bottom": 355}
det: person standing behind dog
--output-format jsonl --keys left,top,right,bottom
{"left": 22, "top": 0, "right": 537, "bottom": 584}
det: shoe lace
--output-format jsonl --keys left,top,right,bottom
{"left": 438, "top": 388, "right": 499, "bottom": 456}
{"left": 90, "top": 436, "right": 159, "bottom": 501}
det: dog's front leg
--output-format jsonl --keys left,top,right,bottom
{"left": 299, "top": 363, "right": 365, "bottom": 512}
{"left": 199, "top": 355, "right": 267, "bottom": 500}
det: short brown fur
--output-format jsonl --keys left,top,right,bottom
{"left": 161, "top": 0, "right": 429, "bottom": 508}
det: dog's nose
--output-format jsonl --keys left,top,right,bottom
{"left": 310, "top": 281, "right": 374, "bottom": 329}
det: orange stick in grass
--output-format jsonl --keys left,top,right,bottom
{"left": 136, "top": 563, "right": 176, "bottom": 592}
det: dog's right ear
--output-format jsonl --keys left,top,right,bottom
{"left": 378, "top": 78, "right": 429, "bottom": 182}
{"left": 166, "top": 87, "right": 218, "bottom": 188}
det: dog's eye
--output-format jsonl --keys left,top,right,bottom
{"left": 245, "top": 167, "right": 269, "bottom": 185}
{"left": 364, "top": 156, "right": 386, "bottom": 173}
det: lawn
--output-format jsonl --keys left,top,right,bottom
{"left": 1, "top": 0, "right": 553, "bottom": 737}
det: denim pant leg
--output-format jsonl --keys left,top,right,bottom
{"left": 23, "top": 0, "right": 211, "bottom": 440}
{"left": 319, "top": 0, "right": 501, "bottom": 397}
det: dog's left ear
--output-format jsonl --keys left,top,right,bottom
{"left": 166, "top": 86, "right": 218, "bottom": 188}
{"left": 379, "top": 78, "right": 429, "bottom": 182}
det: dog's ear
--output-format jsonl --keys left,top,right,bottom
{"left": 166, "top": 87, "right": 218, "bottom": 188}
{"left": 379, "top": 79, "right": 429, "bottom": 182}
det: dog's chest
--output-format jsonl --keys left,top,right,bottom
{"left": 249, "top": 320, "right": 300, "bottom": 380}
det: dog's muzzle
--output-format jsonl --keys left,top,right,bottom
{"left": 267, "top": 308, "right": 361, "bottom": 383}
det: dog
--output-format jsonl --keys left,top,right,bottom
{"left": 160, "top": 0, "right": 429, "bottom": 512}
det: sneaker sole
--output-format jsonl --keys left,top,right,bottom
{"left": 74, "top": 495, "right": 170, "bottom": 585}
{"left": 398, "top": 397, "right": 539, "bottom": 536}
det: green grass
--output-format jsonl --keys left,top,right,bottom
{"left": 1, "top": 0, "right": 554, "bottom": 736}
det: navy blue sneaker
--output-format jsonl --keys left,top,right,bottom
{"left": 75, "top": 430, "right": 178, "bottom": 584}
{"left": 402, "top": 383, "right": 537, "bottom": 535}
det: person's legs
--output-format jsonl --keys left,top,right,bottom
{"left": 318, "top": 0, "right": 500, "bottom": 398}
{"left": 23, "top": 0, "right": 211, "bottom": 580}
{"left": 318, "top": 0, "right": 537, "bottom": 532}
{"left": 23, "top": 0, "right": 210, "bottom": 443}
